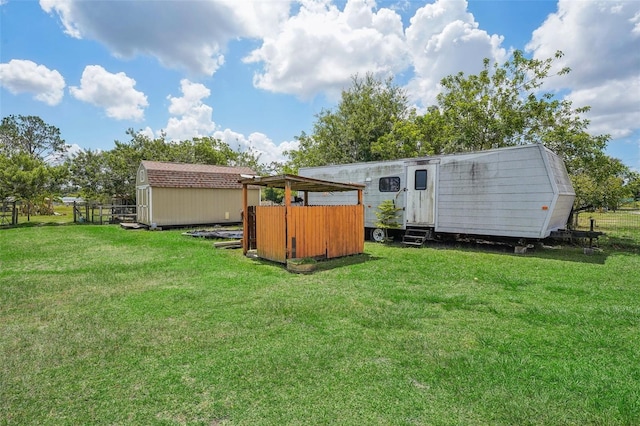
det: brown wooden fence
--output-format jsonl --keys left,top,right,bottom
{"left": 256, "top": 206, "right": 286, "bottom": 262}
{"left": 255, "top": 205, "right": 364, "bottom": 263}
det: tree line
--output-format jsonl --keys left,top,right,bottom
{"left": 0, "top": 119, "right": 268, "bottom": 217}
{"left": 1, "top": 50, "right": 638, "bottom": 218}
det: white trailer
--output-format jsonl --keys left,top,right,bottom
{"left": 299, "top": 144, "right": 575, "bottom": 244}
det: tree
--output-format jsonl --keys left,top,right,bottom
{"left": 571, "top": 156, "right": 632, "bottom": 211}
{"left": 0, "top": 153, "right": 66, "bottom": 220}
{"left": 626, "top": 172, "right": 640, "bottom": 202}
{"left": 423, "top": 50, "right": 613, "bottom": 166}
{"left": 67, "top": 149, "right": 110, "bottom": 203}
{"left": 0, "top": 115, "right": 68, "bottom": 219}
{"left": 0, "top": 115, "right": 67, "bottom": 162}
{"left": 287, "top": 73, "right": 409, "bottom": 169}
{"left": 371, "top": 108, "right": 447, "bottom": 160}
{"left": 374, "top": 199, "right": 402, "bottom": 242}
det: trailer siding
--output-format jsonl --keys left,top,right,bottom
{"left": 436, "top": 146, "right": 555, "bottom": 238}
{"left": 543, "top": 149, "right": 575, "bottom": 233}
{"left": 306, "top": 161, "right": 406, "bottom": 228}
{"left": 300, "top": 145, "right": 575, "bottom": 240}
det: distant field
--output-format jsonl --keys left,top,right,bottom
{"left": 1, "top": 225, "right": 638, "bottom": 424}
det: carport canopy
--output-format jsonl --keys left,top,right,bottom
{"left": 239, "top": 174, "right": 365, "bottom": 207}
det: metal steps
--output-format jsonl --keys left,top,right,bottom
{"left": 402, "top": 227, "right": 432, "bottom": 247}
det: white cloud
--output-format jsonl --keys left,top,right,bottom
{"left": 0, "top": 59, "right": 65, "bottom": 105}
{"left": 69, "top": 65, "right": 148, "bottom": 120}
{"left": 39, "top": 0, "right": 291, "bottom": 76}
{"left": 158, "top": 80, "right": 296, "bottom": 164}
{"left": 139, "top": 127, "right": 155, "bottom": 140}
{"left": 244, "top": 0, "right": 409, "bottom": 100}
{"left": 163, "top": 79, "right": 216, "bottom": 141}
{"left": 213, "top": 128, "right": 298, "bottom": 165}
{"left": 405, "top": 0, "right": 506, "bottom": 107}
{"left": 526, "top": 0, "right": 640, "bottom": 139}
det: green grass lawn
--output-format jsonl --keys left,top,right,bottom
{"left": 1, "top": 225, "right": 639, "bottom": 425}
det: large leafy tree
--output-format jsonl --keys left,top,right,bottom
{"left": 0, "top": 115, "right": 67, "bottom": 162}
{"left": 0, "top": 115, "right": 68, "bottom": 219}
{"left": 287, "top": 73, "right": 410, "bottom": 169}
{"left": 423, "top": 50, "right": 610, "bottom": 167}
{"left": 572, "top": 158, "right": 637, "bottom": 211}
{"left": 67, "top": 149, "right": 109, "bottom": 203}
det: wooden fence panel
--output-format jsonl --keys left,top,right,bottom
{"left": 326, "top": 205, "right": 364, "bottom": 258}
{"left": 289, "top": 206, "right": 327, "bottom": 259}
{"left": 256, "top": 206, "right": 286, "bottom": 263}
{"left": 256, "top": 204, "right": 364, "bottom": 263}
{"left": 289, "top": 205, "right": 364, "bottom": 260}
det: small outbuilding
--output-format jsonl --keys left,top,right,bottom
{"left": 136, "top": 161, "right": 260, "bottom": 228}
{"left": 239, "top": 174, "right": 365, "bottom": 263}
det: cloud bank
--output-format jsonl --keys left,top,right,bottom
{"left": 18, "top": 0, "right": 640, "bottom": 165}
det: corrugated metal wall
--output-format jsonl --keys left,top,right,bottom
{"left": 256, "top": 205, "right": 364, "bottom": 263}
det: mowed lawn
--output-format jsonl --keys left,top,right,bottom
{"left": 1, "top": 225, "right": 639, "bottom": 425}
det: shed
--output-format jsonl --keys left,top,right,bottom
{"left": 136, "top": 161, "right": 260, "bottom": 227}
{"left": 239, "top": 174, "right": 365, "bottom": 263}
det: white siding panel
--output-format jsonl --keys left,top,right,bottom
{"left": 436, "top": 145, "right": 553, "bottom": 238}
{"left": 302, "top": 161, "right": 406, "bottom": 228}
{"left": 547, "top": 195, "right": 574, "bottom": 232}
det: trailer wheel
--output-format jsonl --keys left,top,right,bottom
{"left": 371, "top": 228, "right": 386, "bottom": 243}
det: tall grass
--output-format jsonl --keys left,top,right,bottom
{"left": 1, "top": 225, "right": 639, "bottom": 425}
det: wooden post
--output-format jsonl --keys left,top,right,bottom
{"left": 242, "top": 183, "right": 248, "bottom": 255}
{"left": 73, "top": 201, "right": 77, "bottom": 223}
{"left": 284, "top": 180, "right": 292, "bottom": 206}
{"left": 357, "top": 188, "right": 363, "bottom": 205}
{"left": 303, "top": 191, "right": 309, "bottom": 206}
{"left": 284, "top": 179, "right": 292, "bottom": 260}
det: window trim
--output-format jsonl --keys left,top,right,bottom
{"left": 379, "top": 176, "right": 401, "bottom": 192}
{"left": 415, "top": 169, "right": 427, "bottom": 191}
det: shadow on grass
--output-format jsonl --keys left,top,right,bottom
{"left": 314, "top": 253, "right": 381, "bottom": 272}
{"left": 598, "top": 235, "right": 640, "bottom": 254}
{"left": 0, "top": 221, "right": 81, "bottom": 229}
{"left": 415, "top": 239, "right": 613, "bottom": 265}
{"left": 246, "top": 252, "right": 381, "bottom": 273}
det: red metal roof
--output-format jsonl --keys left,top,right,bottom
{"left": 141, "top": 161, "right": 256, "bottom": 189}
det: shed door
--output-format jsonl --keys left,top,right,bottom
{"left": 137, "top": 186, "right": 150, "bottom": 224}
{"left": 406, "top": 164, "right": 436, "bottom": 226}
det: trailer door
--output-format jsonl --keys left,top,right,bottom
{"left": 406, "top": 164, "right": 436, "bottom": 226}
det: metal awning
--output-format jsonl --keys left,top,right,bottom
{"left": 238, "top": 174, "right": 364, "bottom": 193}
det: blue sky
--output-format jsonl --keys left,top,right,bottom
{"left": 1, "top": 0, "right": 639, "bottom": 170}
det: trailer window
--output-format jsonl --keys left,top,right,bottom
{"left": 379, "top": 177, "right": 401, "bottom": 192}
{"left": 415, "top": 170, "right": 427, "bottom": 190}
